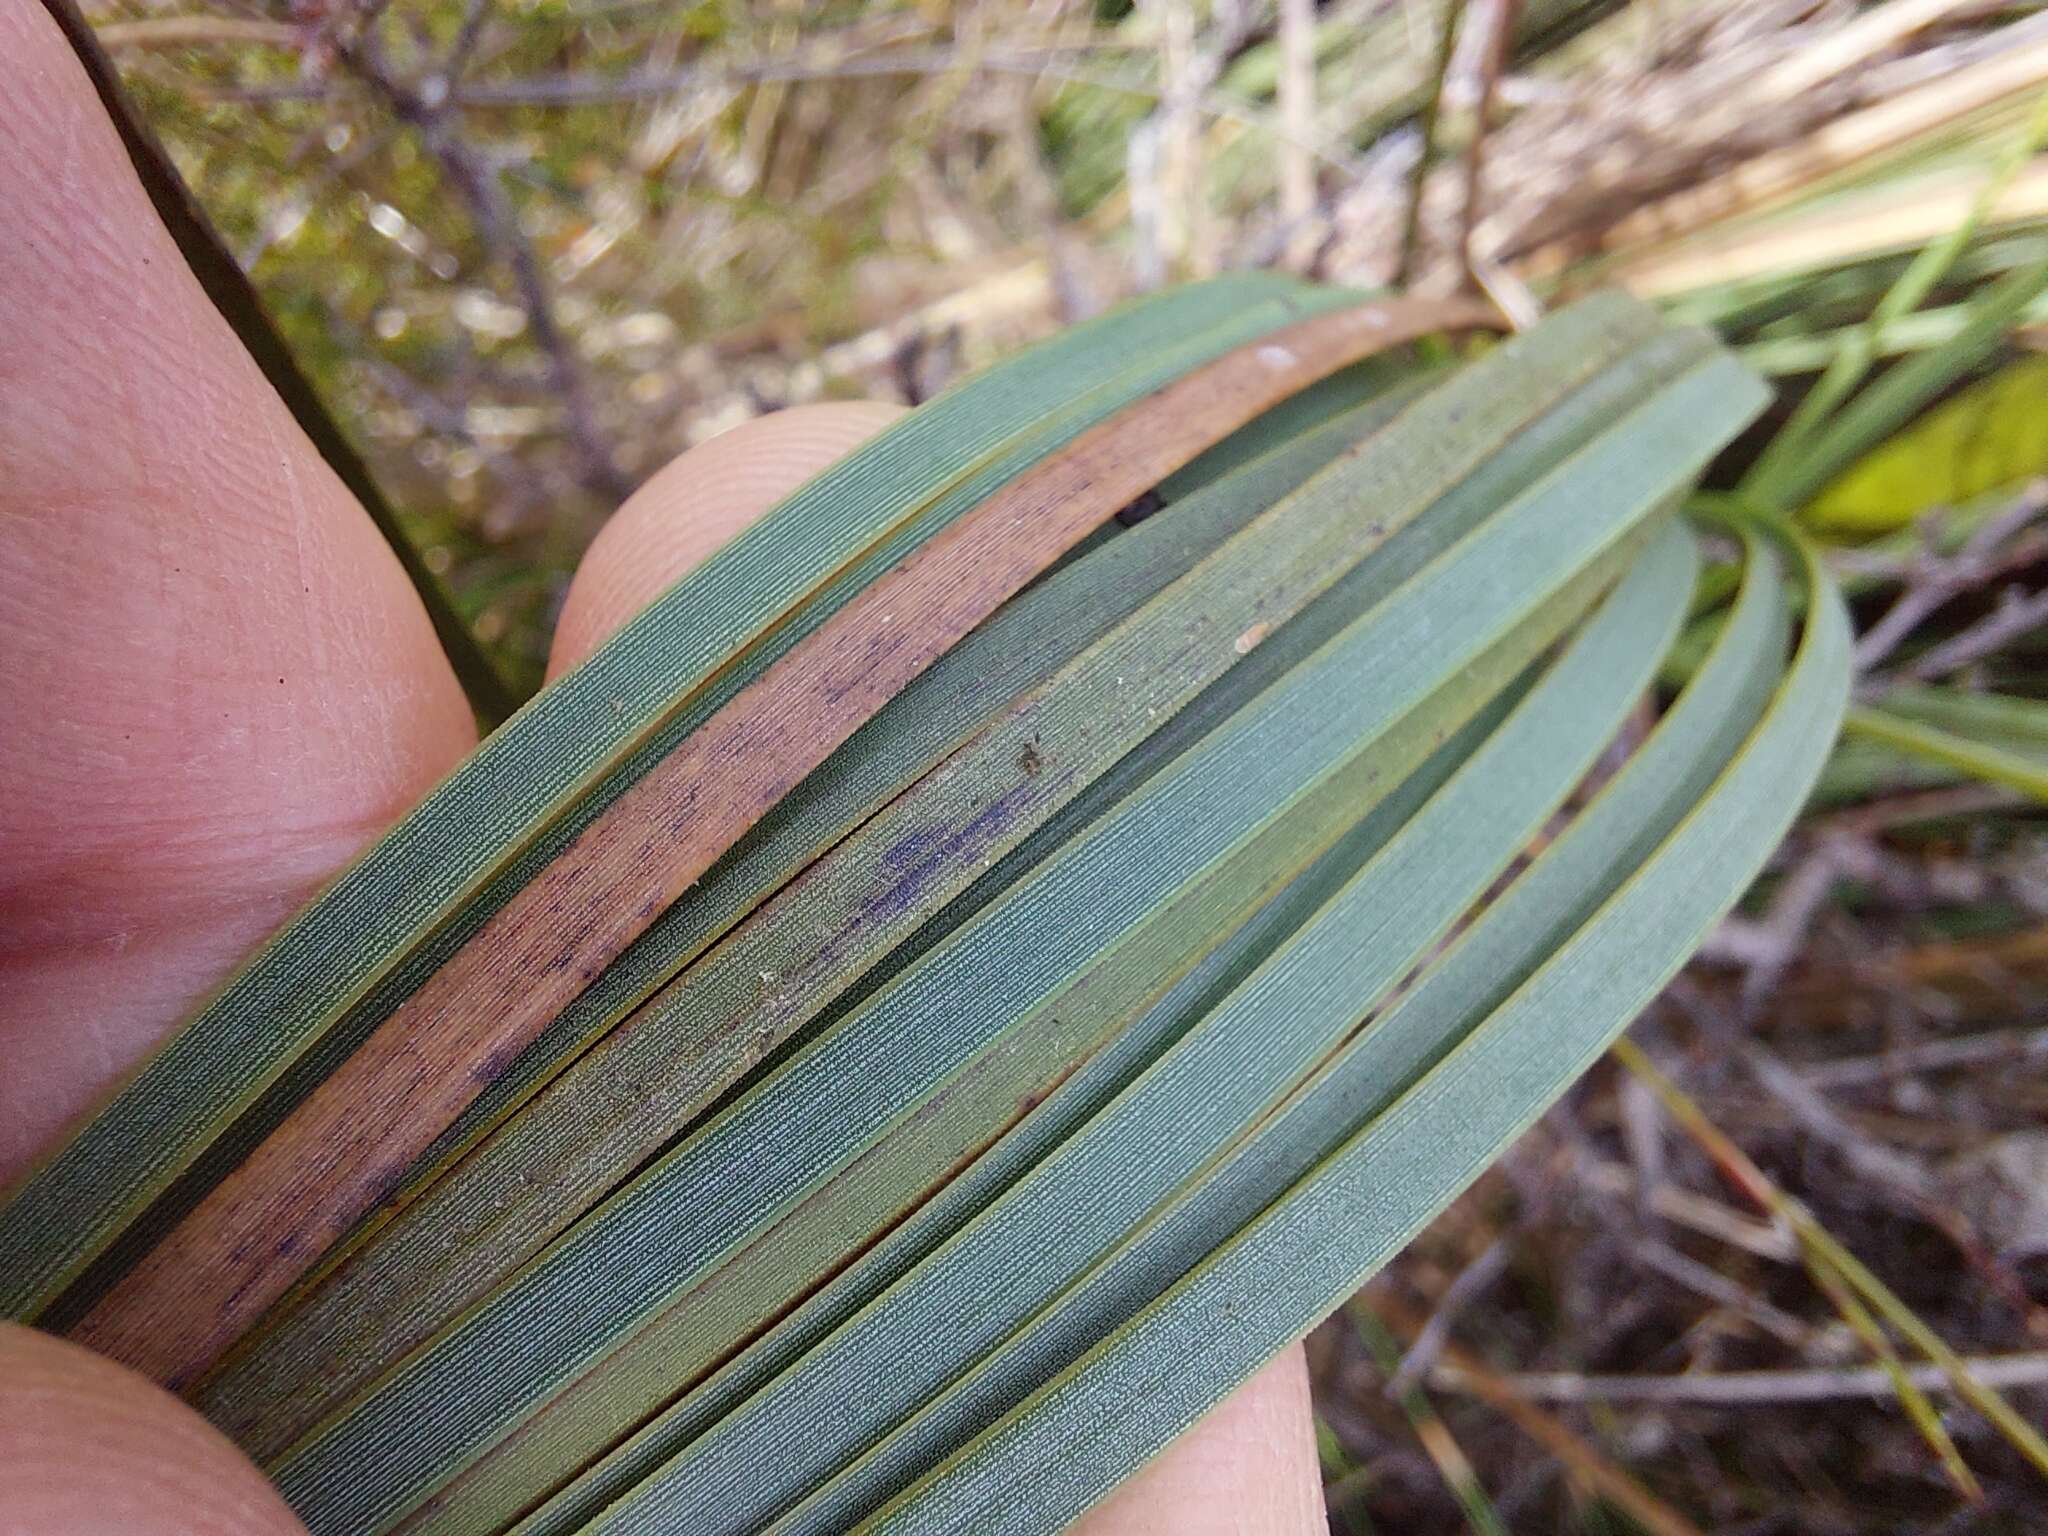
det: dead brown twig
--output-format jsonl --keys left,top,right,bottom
{"left": 1369, "top": 1292, "right": 1713, "bottom": 1536}
{"left": 1615, "top": 1038, "right": 2048, "bottom": 1492}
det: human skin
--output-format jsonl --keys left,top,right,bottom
{"left": 0, "top": 3, "right": 1327, "bottom": 1530}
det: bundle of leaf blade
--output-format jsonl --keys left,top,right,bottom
{"left": 0, "top": 275, "right": 1848, "bottom": 1535}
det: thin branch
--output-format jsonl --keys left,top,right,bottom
{"left": 342, "top": 35, "right": 632, "bottom": 502}
{"left": 1665, "top": 981, "right": 2046, "bottom": 1335}
{"left": 1458, "top": 0, "right": 1518, "bottom": 293}
{"left": 1620, "top": 1067, "right": 1666, "bottom": 1222}
{"left": 1396, "top": 0, "right": 1466, "bottom": 287}
{"left": 1615, "top": 1040, "right": 1984, "bottom": 1495}
{"left": 1440, "top": 1354, "right": 2048, "bottom": 1406}
{"left": 1741, "top": 1043, "right": 1938, "bottom": 1203}
{"left": 1631, "top": 1240, "right": 1817, "bottom": 1349}
{"left": 1370, "top": 1295, "right": 1713, "bottom": 1536}
{"left": 1615, "top": 1038, "right": 2048, "bottom": 1485}
{"left": 1276, "top": 0, "right": 1317, "bottom": 223}
{"left": 442, "top": 0, "right": 496, "bottom": 87}
{"left": 357, "top": 354, "right": 557, "bottom": 524}
{"left": 450, "top": 43, "right": 1138, "bottom": 105}
{"left": 95, "top": 16, "right": 303, "bottom": 50}
{"left": 1806, "top": 781, "right": 2024, "bottom": 837}
{"left": 205, "top": 46, "right": 1369, "bottom": 182}
{"left": 1134, "top": 0, "right": 1261, "bottom": 279}
{"left": 1855, "top": 484, "right": 2047, "bottom": 673}
{"left": 1576, "top": 1157, "right": 1798, "bottom": 1262}
{"left": 1351, "top": 1307, "right": 1512, "bottom": 1536}
{"left": 1798, "top": 1022, "right": 2048, "bottom": 1090}
{"left": 1732, "top": 840, "right": 1850, "bottom": 1016}
{"left": 1900, "top": 583, "right": 2048, "bottom": 683}
{"left": 1386, "top": 1234, "right": 1512, "bottom": 1398}
{"left": 429, "top": 136, "right": 630, "bottom": 500}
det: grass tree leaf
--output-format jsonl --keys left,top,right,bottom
{"left": 3, "top": 275, "right": 1372, "bottom": 1330}
{"left": 0, "top": 276, "right": 1827, "bottom": 1536}
{"left": 863, "top": 513, "right": 1849, "bottom": 1536}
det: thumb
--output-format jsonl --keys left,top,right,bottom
{"left": 0, "top": 1323, "right": 305, "bottom": 1536}
{"left": 547, "top": 401, "right": 908, "bottom": 674}
{"left": 1072, "top": 1348, "right": 1327, "bottom": 1536}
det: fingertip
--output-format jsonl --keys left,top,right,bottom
{"left": 0, "top": 1323, "right": 307, "bottom": 1536}
{"left": 1069, "top": 1346, "right": 1327, "bottom": 1536}
{"left": 547, "top": 401, "right": 908, "bottom": 675}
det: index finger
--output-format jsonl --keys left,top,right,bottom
{"left": 0, "top": 0, "right": 476, "bottom": 1183}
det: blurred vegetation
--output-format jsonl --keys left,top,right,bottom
{"left": 90, "top": 0, "right": 2048, "bottom": 1527}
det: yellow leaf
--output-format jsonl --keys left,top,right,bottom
{"left": 1808, "top": 354, "right": 2048, "bottom": 531}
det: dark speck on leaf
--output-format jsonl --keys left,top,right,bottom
{"left": 1114, "top": 490, "right": 1165, "bottom": 527}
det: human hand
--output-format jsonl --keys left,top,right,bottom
{"left": 0, "top": 5, "right": 1325, "bottom": 1530}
